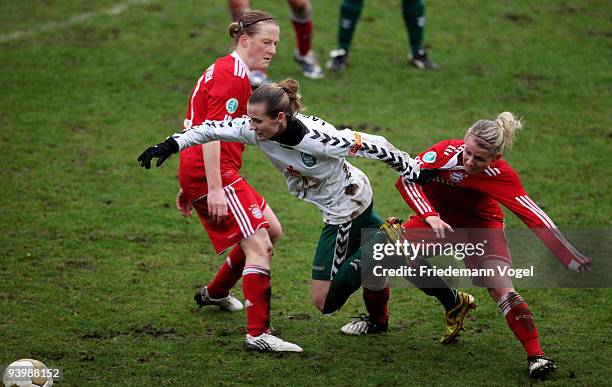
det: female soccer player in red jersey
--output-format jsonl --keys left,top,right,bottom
{"left": 395, "top": 112, "right": 591, "bottom": 379}
{"left": 176, "top": 10, "right": 302, "bottom": 352}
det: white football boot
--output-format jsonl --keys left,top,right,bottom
{"left": 341, "top": 314, "right": 388, "bottom": 335}
{"left": 245, "top": 332, "right": 303, "bottom": 353}
{"left": 194, "top": 286, "right": 243, "bottom": 312}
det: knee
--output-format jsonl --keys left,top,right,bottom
{"left": 243, "top": 231, "right": 274, "bottom": 259}
{"left": 268, "top": 224, "right": 282, "bottom": 245}
{"left": 313, "top": 298, "right": 325, "bottom": 313}
{"left": 312, "top": 287, "right": 329, "bottom": 313}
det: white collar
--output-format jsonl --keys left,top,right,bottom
{"left": 230, "top": 51, "right": 250, "bottom": 72}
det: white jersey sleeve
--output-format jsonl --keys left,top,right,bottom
{"left": 294, "top": 119, "right": 420, "bottom": 182}
{"left": 172, "top": 117, "right": 256, "bottom": 150}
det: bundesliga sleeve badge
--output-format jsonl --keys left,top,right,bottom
{"left": 423, "top": 151, "right": 437, "bottom": 163}
{"left": 225, "top": 98, "right": 238, "bottom": 114}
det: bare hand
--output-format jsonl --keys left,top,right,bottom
{"left": 424, "top": 215, "right": 454, "bottom": 239}
{"left": 175, "top": 189, "right": 193, "bottom": 217}
{"left": 207, "top": 188, "right": 228, "bottom": 224}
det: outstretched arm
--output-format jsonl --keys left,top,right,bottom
{"left": 137, "top": 117, "right": 254, "bottom": 169}
{"left": 299, "top": 127, "right": 420, "bottom": 182}
{"left": 484, "top": 169, "right": 592, "bottom": 272}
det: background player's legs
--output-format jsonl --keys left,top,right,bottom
{"left": 228, "top": 0, "right": 249, "bottom": 21}
{"left": 287, "top": 0, "right": 323, "bottom": 79}
{"left": 401, "top": 0, "right": 438, "bottom": 69}
{"left": 327, "top": 0, "right": 364, "bottom": 71}
{"left": 288, "top": 0, "right": 312, "bottom": 56}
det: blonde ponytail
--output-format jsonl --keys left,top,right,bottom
{"left": 466, "top": 112, "right": 522, "bottom": 155}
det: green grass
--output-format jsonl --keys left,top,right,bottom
{"left": 1, "top": 0, "right": 610, "bottom": 385}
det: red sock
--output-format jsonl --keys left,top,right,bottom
{"left": 292, "top": 19, "right": 313, "bottom": 56}
{"left": 363, "top": 287, "right": 390, "bottom": 325}
{"left": 242, "top": 265, "right": 271, "bottom": 337}
{"left": 498, "top": 292, "right": 544, "bottom": 357}
{"left": 206, "top": 246, "right": 246, "bottom": 299}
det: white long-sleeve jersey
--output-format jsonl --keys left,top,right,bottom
{"left": 174, "top": 114, "right": 419, "bottom": 224}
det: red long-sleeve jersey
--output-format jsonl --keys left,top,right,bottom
{"left": 178, "top": 52, "right": 251, "bottom": 202}
{"left": 395, "top": 139, "right": 590, "bottom": 271}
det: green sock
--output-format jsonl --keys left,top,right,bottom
{"left": 402, "top": 0, "right": 425, "bottom": 56}
{"left": 337, "top": 0, "right": 364, "bottom": 52}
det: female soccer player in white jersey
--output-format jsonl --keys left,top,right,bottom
{"left": 393, "top": 112, "right": 591, "bottom": 379}
{"left": 139, "top": 79, "right": 476, "bottom": 347}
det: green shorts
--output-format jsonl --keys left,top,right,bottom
{"left": 311, "top": 202, "right": 383, "bottom": 281}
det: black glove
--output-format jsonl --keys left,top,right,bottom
{"left": 137, "top": 137, "right": 179, "bottom": 169}
{"left": 415, "top": 168, "right": 438, "bottom": 185}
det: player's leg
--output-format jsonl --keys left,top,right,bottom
{"left": 311, "top": 219, "right": 359, "bottom": 313}
{"left": 191, "top": 197, "right": 245, "bottom": 312}
{"left": 228, "top": 0, "right": 249, "bottom": 22}
{"left": 488, "top": 285, "right": 556, "bottom": 379}
{"left": 320, "top": 206, "right": 392, "bottom": 334}
{"left": 310, "top": 211, "right": 382, "bottom": 322}
{"left": 327, "top": 0, "right": 364, "bottom": 71}
{"left": 203, "top": 200, "right": 281, "bottom": 302}
{"left": 287, "top": 0, "right": 323, "bottom": 79}
{"left": 396, "top": 216, "right": 476, "bottom": 343}
{"left": 238, "top": 229, "right": 301, "bottom": 352}
{"left": 401, "top": 0, "right": 438, "bottom": 69}
{"left": 475, "top": 228, "right": 556, "bottom": 379}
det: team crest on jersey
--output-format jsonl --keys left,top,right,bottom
{"left": 423, "top": 151, "right": 437, "bottom": 163}
{"left": 249, "top": 204, "right": 263, "bottom": 219}
{"left": 450, "top": 172, "right": 465, "bottom": 184}
{"left": 300, "top": 152, "right": 317, "bottom": 167}
{"left": 225, "top": 98, "right": 239, "bottom": 114}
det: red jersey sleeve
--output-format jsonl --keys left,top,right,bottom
{"left": 474, "top": 162, "right": 591, "bottom": 271}
{"left": 395, "top": 141, "right": 453, "bottom": 219}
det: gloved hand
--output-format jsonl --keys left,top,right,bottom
{"left": 137, "top": 137, "right": 179, "bottom": 169}
{"left": 414, "top": 168, "right": 438, "bottom": 185}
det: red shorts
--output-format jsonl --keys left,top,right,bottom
{"left": 402, "top": 215, "right": 511, "bottom": 270}
{"left": 192, "top": 178, "right": 269, "bottom": 254}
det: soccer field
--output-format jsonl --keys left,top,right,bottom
{"left": 1, "top": 0, "right": 610, "bottom": 385}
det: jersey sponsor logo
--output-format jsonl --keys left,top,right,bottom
{"left": 450, "top": 171, "right": 465, "bottom": 184}
{"left": 286, "top": 166, "right": 321, "bottom": 189}
{"left": 423, "top": 151, "right": 437, "bottom": 163}
{"left": 225, "top": 98, "right": 239, "bottom": 114}
{"left": 248, "top": 204, "right": 263, "bottom": 219}
{"left": 300, "top": 152, "right": 317, "bottom": 167}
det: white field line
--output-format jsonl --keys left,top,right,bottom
{"left": 0, "top": 0, "right": 151, "bottom": 43}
